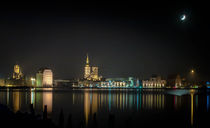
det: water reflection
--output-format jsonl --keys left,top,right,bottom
{"left": 190, "top": 90, "right": 195, "bottom": 126}
{"left": 174, "top": 95, "right": 182, "bottom": 110}
{"left": 207, "top": 95, "right": 210, "bottom": 112}
{"left": 1, "top": 88, "right": 210, "bottom": 127}
{"left": 0, "top": 88, "right": 53, "bottom": 118}
{"left": 82, "top": 89, "right": 166, "bottom": 125}
{"left": 207, "top": 89, "right": 210, "bottom": 112}
{"left": 13, "top": 91, "right": 20, "bottom": 112}
{"left": 7, "top": 88, "right": 9, "bottom": 105}
{"left": 43, "top": 88, "right": 53, "bottom": 117}
{"left": 142, "top": 94, "right": 165, "bottom": 110}
{"left": 31, "top": 89, "right": 35, "bottom": 108}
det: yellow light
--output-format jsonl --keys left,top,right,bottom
{"left": 31, "top": 78, "right": 35, "bottom": 81}
{"left": 190, "top": 89, "right": 195, "bottom": 126}
{"left": 191, "top": 69, "right": 194, "bottom": 73}
{"left": 6, "top": 84, "right": 13, "bottom": 87}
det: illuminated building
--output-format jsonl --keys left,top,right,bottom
{"left": 1, "top": 64, "right": 25, "bottom": 87}
{"left": 25, "top": 76, "right": 36, "bottom": 87}
{"left": 36, "top": 68, "right": 53, "bottom": 87}
{"left": 80, "top": 54, "right": 140, "bottom": 88}
{"left": 80, "top": 58, "right": 141, "bottom": 88}
{"left": 0, "top": 78, "right": 5, "bottom": 86}
{"left": 99, "top": 77, "right": 140, "bottom": 88}
{"left": 167, "top": 74, "right": 182, "bottom": 88}
{"left": 91, "top": 67, "right": 99, "bottom": 81}
{"left": 36, "top": 70, "right": 43, "bottom": 87}
{"left": 5, "top": 64, "right": 25, "bottom": 86}
{"left": 31, "top": 77, "right": 36, "bottom": 86}
{"left": 43, "top": 69, "right": 53, "bottom": 87}
{"left": 142, "top": 75, "right": 166, "bottom": 88}
{"left": 84, "top": 54, "right": 91, "bottom": 79}
{"left": 12, "top": 64, "right": 23, "bottom": 80}
{"left": 83, "top": 54, "right": 101, "bottom": 81}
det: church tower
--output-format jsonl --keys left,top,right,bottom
{"left": 84, "top": 54, "right": 91, "bottom": 79}
{"left": 13, "top": 64, "right": 23, "bottom": 80}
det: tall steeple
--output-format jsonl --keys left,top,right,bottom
{"left": 86, "top": 53, "right": 89, "bottom": 66}
{"left": 84, "top": 53, "right": 91, "bottom": 79}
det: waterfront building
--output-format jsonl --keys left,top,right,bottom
{"left": 78, "top": 80, "right": 100, "bottom": 87}
{"left": 25, "top": 76, "right": 36, "bottom": 87}
{"left": 3, "top": 64, "right": 25, "bottom": 87}
{"left": 142, "top": 75, "right": 166, "bottom": 88}
{"left": 91, "top": 67, "right": 99, "bottom": 81}
{"left": 36, "top": 70, "right": 43, "bottom": 87}
{"left": 36, "top": 68, "right": 53, "bottom": 87}
{"left": 0, "top": 78, "right": 5, "bottom": 86}
{"left": 12, "top": 64, "right": 23, "bottom": 80}
{"left": 167, "top": 74, "right": 183, "bottom": 88}
{"left": 78, "top": 54, "right": 141, "bottom": 88}
{"left": 99, "top": 77, "right": 140, "bottom": 88}
{"left": 83, "top": 54, "right": 101, "bottom": 81}
{"left": 84, "top": 54, "right": 91, "bottom": 80}
{"left": 43, "top": 69, "right": 53, "bottom": 87}
{"left": 54, "top": 79, "right": 75, "bottom": 87}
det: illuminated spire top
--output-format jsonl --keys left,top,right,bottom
{"left": 86, "top": 53, "right": 89, "bottom": 65}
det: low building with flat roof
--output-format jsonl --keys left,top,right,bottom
{"left": 142, "top": 75, "right": 166, "bottom": 88}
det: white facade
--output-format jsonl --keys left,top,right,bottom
{"left": 142, "top": 76, "right": 166, "bottom": 88}
{"left": 42, "top": 69, "right": 53, "bottom": 87}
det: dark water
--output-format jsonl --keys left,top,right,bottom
{"left": 0, "top": 88, "right": 210, "bottom": 128}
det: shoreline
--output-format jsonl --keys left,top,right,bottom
{"left": 0, "top": 86, "right": 208, "bottom": 89}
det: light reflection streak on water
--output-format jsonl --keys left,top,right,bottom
{"left": 13, "top": 91, "right": 20, "bottom": 113}
{"left": 191, "top": 93, "right": 194, "bottom": 126}
{"left": 207, "top": 95, "right": 209, "bottom": 112}
{"left": 82, "top": 90, "right": 166, "bottom": 126}
{"left": 190, "top": 89, "right": 195, "bottom": 127}
{"left": 43, "top": 88, "right": 53, "bottom": 117}
{"left": 196, "top": 95, "right": 198, "bottom": 109}
{"left": 109, "top": 89, "right": 111, "bottom": 111}
{"left": 142, "top": 93, "right": 165, "bottom": 110}
{"left": 31, "top": 88, "right": 35, "bottom": 108}
{"left": 7, "top": 88, "right": 9, "bottom": 105}
{"left": 1, "top": 88, "right": 209, "bottom": 127}
{"left": 137, "top": 93, "right": 139, "bottom": 111}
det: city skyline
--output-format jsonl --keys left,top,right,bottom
{"left": 0, "top": 54, "right": 202, "bottom": 81}
{"left": 1, "top": 2, "right": 210, "bottom": 128}
{"left": 0, "top": 1, "right": 209, "bottom": 80}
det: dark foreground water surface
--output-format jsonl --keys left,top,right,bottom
{"left": 1, "top": 88, "right": 210, "bottom": 128}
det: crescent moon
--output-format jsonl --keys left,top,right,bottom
{"left": 181, "top": 15, "right": 186, "bottom": 21}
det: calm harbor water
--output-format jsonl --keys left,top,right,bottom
{"left": 1, "top": 88, "right": 210, "bottom": 128}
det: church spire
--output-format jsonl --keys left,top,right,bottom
{"left": 86, "top": 53, "right": 89, "bottom": 65}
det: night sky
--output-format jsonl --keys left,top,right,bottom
{"left": 0, "top": 1, "right": 209, "bottom": 80}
